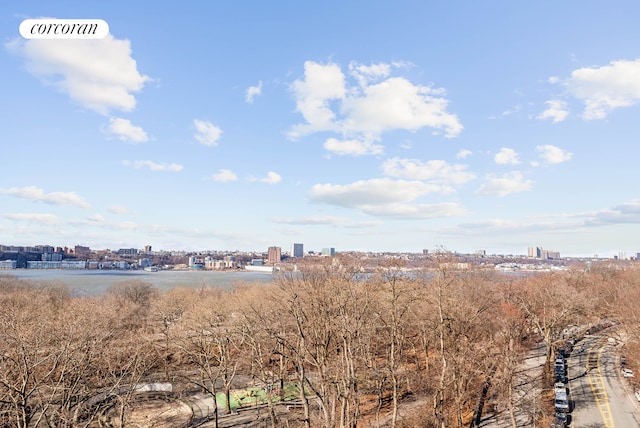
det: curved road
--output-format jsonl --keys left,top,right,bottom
{"left": 568, "top": 334, "right": 640, "bottom": 427}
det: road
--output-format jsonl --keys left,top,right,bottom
{"left": 568, "top": 334, "right": 640, "bottom": 427}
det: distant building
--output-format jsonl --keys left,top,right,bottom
{"left": 139, "top": 258, "right": 153, "bottom": 268}
{"left": 74, "top": 245, "right": 91, "bottom": 256}
{"left": 321, "top": 247, "right": 335, "bottom": 257}
{"left": 268, "top": 246, "right": 281, "bottom": 264}
{"left": 528, "top": 246, "right": 560, "bottom": 260}
{"left": 27, "top": 261, "right": 62, "bottom": 269}
{"left": 42, "top": 252, "right": 63, "bottom": 262}
{"left": 144, "top": 245, "right": 152, "bottom": 253}
{"left": 118, "top": 248, "right": 138, "bottom": 256}
{"left": 291, "top": 243, "right": 304, "bottom": 258}
{"left": 0, "top": 260, "right": 17, "bottom": 269}
{"left": 61, "top": 260, "right": 86, "bottom": 269}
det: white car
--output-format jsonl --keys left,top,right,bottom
{"left": 622, "top": 368, "right": 634, "bottom": 377}
{"left": 554, "top": 382, "right": 567, "bottom": 394}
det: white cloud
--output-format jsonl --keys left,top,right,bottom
{"left": 108, "top": 117, "right": 148, "bottom": 143}
{"left": 340, "top": 76, "right": 463, "bottom": 138}
{"left": 535, "top": 145, "right": 573, "bottom": 165}
{"left": 381, "top": 157, "right": 475, "bottom": 185}
{"left": 3, "top": 213, "right": 60, "bottom": 225}
{"left": 537, "top": 100, "right": 569, "bottom": 123}
{"left": 193, "top": 119, "right": 222, "bottom": 146}
{"left": 348, "top": 61, "right": 391, "bottom": 86}
{"left": 476, "top": 172, "right": 533, "bottom": 197}
{"left": 289, "top": 61, "right": 346, "bottom": 137}
{"left": 210, "top": 169, "right": 238, "bottom": 182}
{"left": 323, "top": 137, "right": 384, "bottom": 156}
{"left": 88, "top": 214, "right": 105, "bottom": 222}
{"left": 0, "top": 186, "right": 91, "bottom": 208}
{"left": 245, "top": 80, "right": 263, "bottom": 103}
{"left": 307, "top": 178, "right": 465, "bottom": 219}
{"left": 259, "top": 171, "right": 282, "bottom": 185}
{"left": 288, "top": 60, "right": 462, "bottom": 145}
{"left": 563, "top": 58, "right": 640, "bottom": 120}
{"left": 122, "top": 160, "right": 183, "bottom": 172}
{"left": 107, "top": 205, "right": 129, "bottom": 215}
{"left": 494, "top": 147, "right": 521, "bottom": 165}
{"left": 587, "top": 200, "right": 640, "bottom": 225}
{"left": 6, "top": 34, "right": 149, "bottom": 115}
{"left": 456, "top": 149, "right": 472, "bottom": 159}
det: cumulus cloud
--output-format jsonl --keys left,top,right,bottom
{"left": 259, "top": 171, "right": 282, "bottom": 184}
{"left": 456, "top": 149, "right": 472, "bottom": 159}
{"left": 323, "top": 138, "right": 384, "bottom": 156}
{"left": 310, "top": 178, "right": 443, "bottom": 207}
{"left": 535, "top": 145, "right": 573, "bottom": 165}
{"left": 210, "top": 169, "right": 238, "bottom": 182}
{"left": 381, "top": 157, "right": 475, "bottom": 185}
{"left": 348, "top": 61, "right": 391, "bottom": 86}
{"left": 475, "top": 172, "right": 533, "bottom": 196}
{"left": 122, "top": 160, "right": 183, "bottom": 172}
{"left": 288, "top": 60, "right": 463, "bottom": 149}
{"left": 494, "top": 147, "right": 521, "bottom": 165}
{"left": 308, "top": 178, "right": 466, "bottom": 219}
{"left": 245, "top": 80, "right": 263, "bottom": 103}
{"left": 6, "top": 34, "right": 149, "bottom": 115}
{"left": 289, "top": 61, "right": 346, "bottom": 136}
{"left": 563, "top": 58, "right": 640, "bottom": 120}
{"left": 0, "top": 186, "right": 91, "bottom": 208}
{"left": 108, "top": 117, "right": 148, "bottom": 143}
{"left": 537, "top": 100, "right": 569, "bottom": 123}
{"left": 3, "top": 213, "right": 60, "bottom": 225}
{"left": 193, "top": 119, "right": 222, "bottom": 146}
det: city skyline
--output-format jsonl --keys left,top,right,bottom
{"left": 1, "top": 2, "right": 640, "bottom": 258}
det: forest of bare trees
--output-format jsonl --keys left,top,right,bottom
{"left": 1, "top": 256, "right": 640, "bottom": 427}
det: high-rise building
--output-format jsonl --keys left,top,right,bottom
{"left": 291, "top": 243, "right": 304, "bottom": 258}
{"left": 144, "top": 245, "right": 152, "bottom": 253}
{"left": 268, "top": 246, "right": 281, "bottom": 264}
{"left": 321, "top": 247, "right": 335, "bottom": 257}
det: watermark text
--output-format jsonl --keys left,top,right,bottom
{"left": 20, "top": 19, "right": 109, "bottom": 39}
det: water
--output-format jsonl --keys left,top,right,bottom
{"left": 1, "top": 269, "right": 274, "bottom": 296}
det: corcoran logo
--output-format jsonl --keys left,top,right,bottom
{"left": 20, "top": 19, "right": 109, "bottom": 39}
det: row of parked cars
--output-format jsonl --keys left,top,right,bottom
{"left": 552, "top": 352, "right": 570, "bottom": 427}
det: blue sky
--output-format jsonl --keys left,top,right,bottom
{"left": 1, "top": 1, "right": 639, "bottom": 257}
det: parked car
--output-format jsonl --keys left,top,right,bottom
{"left": 635, "top": 389, "right": 640, "bottom": 401}
{"left": 622, "top": 368, "right": 634, "bottom": 378}
{"left": 555, "top": 372, "right": 567, "bottom": 383}
{"left": 554, "top": 410, "right": 568, "bottom": 427}
{"left": 554, "top": 382, "right": 567, "bottom": 394}
{"left": 554, "top": 391, "right": 569, "bottom": 412}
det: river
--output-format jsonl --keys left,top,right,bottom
{"left": 1, "top": 269, "right": 274, "bottom": 296}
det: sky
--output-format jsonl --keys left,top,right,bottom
{"left": 1, "top": 1, "right": 639, "bottom": 258}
